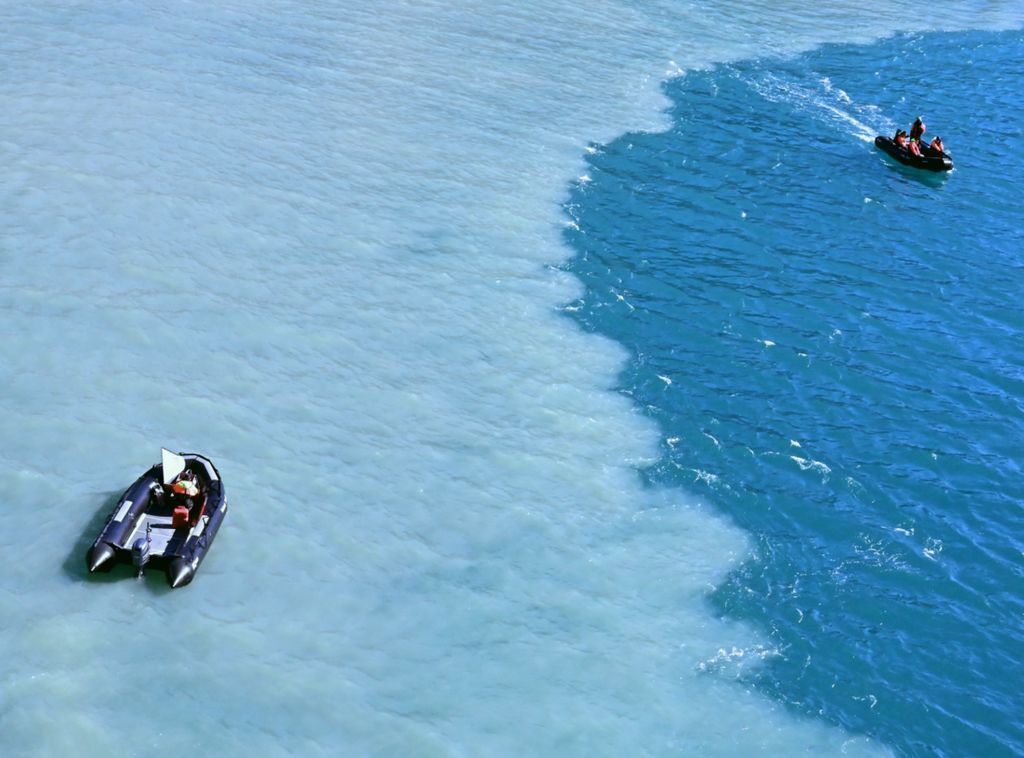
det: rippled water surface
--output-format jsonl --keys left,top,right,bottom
{"left": 1, "top": 2, "right": 1022, "bottom": 756}
{"left": 565, "top": 28, "right": 1024, "bottom": 758}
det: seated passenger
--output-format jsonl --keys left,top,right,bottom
{"left": 894, "top": 129, "right": 908, "bottom": 148}
{"left": 910, "top": 116, "right": 926, "bottom": 142}
{"left": 929, "top": 136, "right": 945, "bottom": 154}
{"left": 172, "top": 470, "right": 200, "bottom": 502}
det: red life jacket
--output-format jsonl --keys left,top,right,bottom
{"left": 173, "top": 479, "right": 198, "bottom": 497}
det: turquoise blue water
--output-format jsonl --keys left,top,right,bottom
{"left": 565, "top": 29, "right": 1024, "bottom": 757}
{"left": 2, "top": 2, "right": 1023, "bottom": 755}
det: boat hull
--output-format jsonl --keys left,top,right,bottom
{"left": 875, "top": 136, "right": 953, "bottom": 172}
{"left": 85, "top": 452, "right": 227, "bottom": 587}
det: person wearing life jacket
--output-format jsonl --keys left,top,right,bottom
{"left": 908, "top": 138, "right": 923, "bottom": 158}
{"left": 172, "top": 469, "right": 200, "bottom": 503}
{"left": 929, "top": 135, "right": 945, "bottom": 154}
{"left": 894, "top": 129, "right": 908, "bottom": 148}
{"left": 909, "top": 116, "right": 925, "bottom": 142}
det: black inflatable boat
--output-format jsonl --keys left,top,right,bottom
{"left": 874, "top": 136, "right": 953, "bottom": 172}
{"left": 86, "top": 450, "right": 228, "bottom": 588}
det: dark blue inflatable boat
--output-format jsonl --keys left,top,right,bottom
{"left": 875, "top": 135, "right": 953, "bottom": 172}
{"left": 86, "top": 450, "right": 228, "bottom": 587}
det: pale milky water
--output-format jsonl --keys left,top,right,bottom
{"left": 1, "top": 1, "right": 1021, "bottom": 755}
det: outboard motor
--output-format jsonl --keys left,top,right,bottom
{"left": 132, "top": 524, "right": 152, "bottom": 576}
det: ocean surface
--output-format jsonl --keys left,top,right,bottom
{"left": 564, "top": 29, "right": 1024, "bottom": 757}
{"left": 1, "top": 2, "right": 1022, "bottom": 756}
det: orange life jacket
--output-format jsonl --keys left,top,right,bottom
{"left": 173, "top": 479, "right": 198, "bottom": 497}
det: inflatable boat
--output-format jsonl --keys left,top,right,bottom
{"left": 874, "top": 136, "right": 953, "bottom": 172}
{"left": 86, "top": 450, "right": 228, "bottom": 588}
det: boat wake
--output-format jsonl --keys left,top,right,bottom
{"left": 745, "top": 70, "right": 894, "bottom": 143}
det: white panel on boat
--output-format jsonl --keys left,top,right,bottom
{"left": 161, "top": 448, "right": 186, "bottom": 484}
{"left": 114, "top": 500, "right": 133, "bottom": 522}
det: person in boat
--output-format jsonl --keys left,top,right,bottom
{"left": 894, "top": 129, "right": 908, "bottom": 148}
{"left": 171, "top": 469, "right": 200, "bottom": 507}
{"left": 908, "top": 138, "right": 923, "bottom": 158}
{"left": 909, "top": 116, "right": 925, "bottom": 142}
{"left": 929, "top": 135, "right": 945, "bottom": 154}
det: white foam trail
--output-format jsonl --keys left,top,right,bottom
{"left": 747, "top": 72, "right": 891, "bottom": 143}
